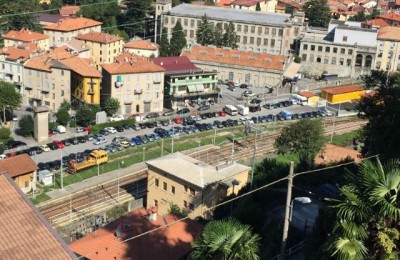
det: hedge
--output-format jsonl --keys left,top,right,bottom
{"left": 90, "top": 119, "right": 136, "bottom": 134}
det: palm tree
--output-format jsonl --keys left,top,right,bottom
{"left": 191, "top": 218, "right": 261, "bottom": 260}
{"left": 324, "top": 159, "right": 400, "bottom": 259}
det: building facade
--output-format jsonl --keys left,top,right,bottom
{"left": 101, "top": 52, "right": 165, "bottom": 115}
{"left": 162, "top": 4, "right": 305, "bottom": 55}
{"left": 321, "top": 84, "right": 365, "bottom": 103}
{"left": 124, "top": 40, "right": 160, "bottom": 58}
{"left": 375, "top": 26, "right": 400, "bottom": 72}
{"left": 43, "top": 17, "right": 102, "bottom": 46}
{"left": 2, "top": 29, "right": 50, "bottom": 51}
{"left": 230, "top": 0, "right": 277, "bottom": 13}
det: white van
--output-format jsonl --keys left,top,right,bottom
{"left": 236, "top": 105, "right": 249, "bottom": 116}
{"left": 223, "top": 105, "right": 238, "bottom": 116}
{"left": 56, "top": 125, "right": 66, "bottom": 134}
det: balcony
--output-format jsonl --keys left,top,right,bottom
{"left": 124, "top": 99, "right": 132, "bottom": 105}
{"left": 115, "top": 81, "right": 123, "bottom": 88}
{"left": 134, "top": 89, "right": 142, "bottom": 95}
{"left": 153, "top": 79, "right": 161, "bottom": 84}
{"left": 41, "top": 89, "right": 49, "bottom": 93}
{"left": 32, "top": 93, "right": 42, "bottom": 100}
{"left": 172, "top": 77, "right": 218, "bottom": 85}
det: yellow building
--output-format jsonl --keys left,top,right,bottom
{"left": 321, "top": 84, "right": 365, "bottom": 104}
{"left": 2, "top": 29, "right": 50, "bottom": 51}
{"left": 0, "top": 154, "right": 38, "bottom": 193}
{"left": 75, "top": 31, "right": 124, "bottom": 69}
{"left": 60, "top": 56, "right": 102, "bottom": 104}
{"left": 375, "top": 26, "right": 400, "bottom": 72}
{"left": 299, "top": 91, "right": 319, "bottom": 107}
{"left": 146, "top": 152, "right": 250, "bottom": 219}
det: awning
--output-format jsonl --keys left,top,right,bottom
{"left": 283, "top": 62, "right": 301, "bottom": 79}
{"left": 187, "top": 85, "right": 197, "bottom": 93}
{"left": 196, "top": 84, "right": 205, "bottom": 92}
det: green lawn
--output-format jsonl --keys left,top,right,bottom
{"left": 329, "top": 130, "right": 360, "bottom": 147}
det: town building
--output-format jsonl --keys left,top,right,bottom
{"left": 152, "top": 56, "right": 218, "bottom": 110}
{"left": 377, "top": 12, "right": 400, "bottom": 26}
{"left": 146, "top": 152, "right": 250, "bottom": 219}
{"left": 124, "top": 40, "right": 160, "bottom": 58}
{"left": 2, "top": 29, "right": 50, "bottom": 51}
{"left": 155, "top": 0, "right": 173, "bottom": 43}
{"left": 374, "top": 26, "right": 400, "bottom": 72}
{"left": 69, "top": 207, "right": 202, "bottom": 260}
{"left": 0, "top": 154, "right": 38, "bottom": 193}
{"left": 275, "top": 0, "right": 302, "bottom": 13}
{"left": 0, "top": 173, "right": 76, "bottom": 259}
{"left": 299, "top": 91, "right": 319, "bottom": 107}
{"left": 37, "top": 13, "right": 64, "bottom": 26}
{"left": 101, "top": 52, "right": 165, "bottom": 115}
{"left": 60, "top": 56, "right": 102, "bottom": 105}
{"left": 59, "top": 5, "right": 80, "bottom": 17}
{"left": 181, "top": 45, "right": 288, "bottom": 87}
{"left": 321, "top": 84, "right": 365, "bottom": 103}
{"left": 75, "top": 31, "right": 124, "bottom": 68}
{"left": 162, "top": 3, "right": 305, "bottom": 55}
{"left": 230, "top": 0, "right": 277, "bottom": 13}
{"left": 23, "top": 47, "right": 73, "bottom": 111}
{"left": 299, "top": 20, "right": 377, "bottom": 77}
{"left": 57, "top": 38, "right": 91, "bottom": 58}
{"left": 43, "top": 17, "right": 102, "bottom": 46}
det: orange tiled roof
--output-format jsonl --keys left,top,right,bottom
{"left": 182, "top": 45, "right": 286, "bottom": 71}
{"left": 300, "top": 91, "right": 317, "bottom": 98}
{"left": 378, "top": 26, "right": 400, "bottom": 41}
{"left": 322, "top": 84, "right": 364, "bottom": 95}
{"left": 2, "top": 29, "right": 48, "bottom": 42}
{"left": 315, "top": 144, "right": 361, "bottom": 164}
{"left": 379, "top": 13, "right": 400, "bottom": 22}
{"left": 24, "top": 47, "right": 75, "bottom": 72}
{"left": 0, "top": 44, "right": 40, "bottom": 61}
{"left": 124, "top": 40, "right": 159, "bottom": 50}
{"left": 101, "top": 52, "right": 165, "bottom": 74}
{"left": 59, "top": 5, "right": 80, "bottom": 16}
{"left": 69, "top": 208, "right": 203, "bottom": 260}
{"left": 44, "top": 17, "right": 102, "bottom": 32}
{"left": 0, "top": 154, "right": 38, "bottom": 178}
{"left": 60, "top": 56, "right": 102, "bottom": 78}
{"left": 215, "top": 0, "right": 233, "bottom": 7}
{"left": 0, "top": 173, "right": 76, "bottom": 259}
{"left": 363, "top": 18, "right": 391, "bottom": 27}
{"left": 232, "top": 0, "right": 262, "bottom": 6}
{"left": 278, "top": 0, "right": 302, "bottom": 9}
{"left": 75, "top": 31, "right": 123, "bottom": 44}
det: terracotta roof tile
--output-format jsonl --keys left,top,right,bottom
{"left": 152, "top": 56, "right": 198, "bottom": 72}
{"left": 378, "top": 26, "right": 400, "bottom": 40}
{"left": 379, "top": 13, "right": 400, "bottom": 22}
{"left": 300, "top": 91, "right": 317, "bottom": 98}
{"left": 0, "top": 154, "right": 38, "bottom": 178}
{"left": 232, "top": 0, "right": 262, "bottom": 6}
{"left": 215, "top": 0, "right": 233, "bottom": 6}
{"left": 363, "top": 18, "right": 391, "bottom": 27}
{"left": 0, "top": 173, "right": 75, "bottom": 259}
{"left": 181, "top": 45, "right": 286, "bottom": 71}
{"left": 44, "top": 17, "right": 102, "bottom": 32}
{"left": 277, "top": 0, "right": 302, "bottom": 9}
{"left": 25, "top": 47, "right": 75, "bottom": 72}
{"left": 59, "top": 5, "right": 80, "bottom": 17}
{"left": 101, "top": 52, "right": 165, "bottom": 74}
{"left": 124, "top": 40, "right": 159, "bottom": 50}
{"left": 315, "top": 144, "right": 361, "bottom": 164}
{"left": 322, "top": 84, "right": 364, "bottom": 95}
{"left": 69, "top": 208, "right": 203, "bottom": 260}
{"left": 75, "top": 31, "right": 123, "bottom": 44}
{"left": 2, "top": 29, "right": 48, "bottom": 42}
{"left": 60, "top": 56, "right": 102, "bottom": 77}
{"left": 0, "top": 44, "right": 40, "bottom": 61}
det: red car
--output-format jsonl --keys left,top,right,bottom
{"left": 53, "top": 140, "right": 65, "bottom": 149}
{"left": 174, "top": 117, "right": 183, "bottom": 124}
{"left": 83, "top": 126, "right": 91, "bottom": 132}
{"left": 219, "top": 111, "right": 226, "bottom": 117}
{"left": 48, "top": 130, "right": 53, "bottom": 137}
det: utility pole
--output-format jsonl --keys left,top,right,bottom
{"left": 280, "top": 161, "right": 294, "bottom": 260}
{"left": 171, "top": 128, "right": 174, "bottom": 153}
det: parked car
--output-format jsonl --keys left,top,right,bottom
{"left": 40, "top": 144, "right": 51, "bottom": 152}
{"left": 47, "top": 143, "right": 58, "bottom": 150}
{"left": 218, "top": 111, "right": 226, "bottom": 117}
{"left": 78, "top": 136, "right": 87, "bottom": 143}
{"left": 75, "top": 127, "right": 84, "bottom": 133}
{"left": 131, "top": 137, "right": 142, "bottom": 145}
{"left": 53, "top": 140, "right": 65, "bottom": 149}
{"left": 69, "top": 137, "right": 79, "bottom": 145}
{"left": 174, "top": 117, "right": 183, "bottom": 124}
{"left": 146, "top": 112, "right": 159, "bottom": 119}
{"left": 115, "top": 126, "right": 125, "bottom": 132}
{"left": 239, "top": 83, "right": 249, "bottom": 89}
{"left": 198, "top": 105, "right": 210, "bottom": 111}
{"left": 242, "top": 90, "right": 256, "bottom": 97}
{"left": 94, "top": 137, "right": 107, "bottom": 145}
{"left": 163, "top": 110, "right": 175, "bottom": 116}
{"left": 110, "top": 114, "right": 124, "bottom": 122}
{"left": 104, "top": 127, "right": 117, "bottom": 134}
{"left": 176, "top": 108, "right": 190, "bottom": 114}
{"left": 86, "top": 134, "right": 94, "bottom": 141}
{"left": 131, "top": 124, "right": 141, "bottom": 131}
{"left": 228, "top": 86, "right": 236, "bottom": 92}
{"left": 6, "top": 140, "right": 27, "bottom": 149}
{"left": 120, "top": 140, "right": 130, "bottom": 148}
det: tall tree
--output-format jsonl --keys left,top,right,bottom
{"left": 79, "top": 0, "right": 120, "bottom": 28}
{"left": 322, "top": 159, "right": 400, "bottom": 259}
{"left": 213, "top": 25, "right": 224, "bottom": 47}
{"left": 348, "top": 10, "right": 367, "bottom": 21}
{"left": 0, "top": 81, "right": 22, "bottom": 113}
{"left": 223, "top": 22, "right": 238, "bottom": 49}
{"left": 191, "top": 218, "right": 261, "bottom": 259}
{"left": 304, "top": 0, "right": 331, "bottom": 28}
{"left": 196, "top": 15, "right": 214, "bottom": 46}
{"left": 169, "top": 21, "right": 186, "bottom": 56}
{"left": 19, "top": 115, "right": 34, "bottom": 137}
{"left": 122, "top": 0, "right": 154, "bottom": 38}
{"left": 75, "top": 104, "right": 97, "bottom": 126}
{"left": 159, "top": 27, "right": 170, "bottom": 57}
{"left": 256, "top": 2, "right": 261, "bottom": 11}
{"left": 48, "top": 0, "right": 63, "bottom": 14}
{"left": 0, "top": 0, "right": 42, "bottom": 32}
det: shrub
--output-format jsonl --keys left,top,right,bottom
{"left": 90, "top": 119, "right": 136, "bottom": 134}
{"left": 0, "top": 127, "right": 11, "bottom": 140}
{"left": 19, "top": 115, "right": 34, "bottom": 137}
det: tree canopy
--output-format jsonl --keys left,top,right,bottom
{"left": 75, "top": 104, "right": 98, "bottom": 126}
{"left": 196, "top": 16, "right": 238, "bottom": 49}
{"left": 19, "top": 115, "right": 34, "bottom": 137}
{"left": 159, "top": 27, "right": 170, "bottom": 56}
{"left": 103, "top": 97, "right": 120, "bottom": 116}
{"left": 0, "top": 81, "right": 22, "bottom": 112}
{"left": 79, "top": 0, "right": 120, "bottom": 28}
{"left": 122, "top": 0, "right": 154, "bottom": 38}
{"left": 196, "top": 15, "right": 214, "bottom": 46}
{"left": 169, "top": 21, "right": 186, "bottom": 56}
{"left": 304, "top": 0, "right": 331, "bottom": 28}
{"left": 222, "top": 22, "right": 238, "bottom": 49}
{"left": 0, "top": 0, "right": 42, "bottom": 32}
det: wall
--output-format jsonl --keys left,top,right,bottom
{"left": 71, "top": 74, "right": 101, "bottom": 105}
{"left": 333, "top": 27, "right": 377, "bottom": 47}
{"left": 83, "top": 39, "right": 123, "bottom": 68}
{"left": 0, "top": 57, "right": 24, "bottom": 93}
{"left": 124, "top": 48, "right": 159, "bottom": 58}
{"left": 375, "top": 40, "right": 400, "bottom": 72}
{"left": 14, "top": 172, "right": 36, "bottom": 193}
{"left": 44, "top": 25, "right": 101, "bottom": 46}
{"left": 321, "top": 90, "right": 365, "bottom": 103}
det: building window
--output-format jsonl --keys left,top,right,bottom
{"left": 250, "top": 37, "right": 254, "bottom": 44}
{"left": 190, "top": 19, "right": 194, "bottom": 27}
{"left": 272, "top": 28, "right": 276, "bottom": 36}
{"left": 258, "top": 27, "right": 262, "bottom": 34}
{"left": 263, "top": 39, "right": 268, "bottom": 46}
{"left": 190, "top": 30, "right": 194, "bottom": 37}
{"left": 311, "top": 45, "right": 315, "bottom": 51}
{"left": 184, "top": 200, "right": 187, "bottom": 208}
{"left": 189, "top": 203, "right": 194, "bottom": 211}
{"left": 333, "top": 47, "right": 337, "bottom": 53}
{"left": 171, "top": 186, "right": 175, "bottom": 194}
{"left": 237, "top": 24, "right": 241, "bottom": 32}
{"left": 52, "top": 93, "right": 55, "bottom": 99}
{"left": 331, "top": 57, "right": 336, "bottom": 65}
{"left": 243, "top": 36, "right": 247, "bottom": 44}
{"left": 339, "top": 58, "right": 344, "bottom": 65}
{"left": 325, "top": 47, "right": 330, "bottom": 52}
{"left": 257, "top": 38, "right": 261, "bottom": 46}
{"left": 24, "top": 181, "right": 29, "bottom": 188}
{"left": 309, "top": 54, "right": 314, "bottom": 62}
{"left": 342, "top": 36, "right": 348, "bottom": 42}
{"left": 154, "top": 200, "right": 158, "bottom": 206}
{"left": 302, "top": 54, "right": 307, "bottom": 61}
{"left": 184, "top": 185, "right": 188, "bottom": 193}
{"left": 244, "top": 25, "right": 248, "bottom": 33}
{"left": 324, "top": 57, "right": 329, "bottom": 64}
{"left": 316, "top": 57, "right": 321, "bottom": 63}
{"left": 348, "top": 49, "right": 353, "bottom": 55}
{"left": 184, "top": 19, "right": 188, "bottom": 26}
{"left": 163, "top": 182, "right": 167, "bottom": 191}
{"left": 61, "top": 90, "right": 64, "bottom": 96}
{"left": 340, "top": 48, "right": 345, "bottom": 54}
{"left": 155, "top": 178, "right": 159, "bottom": 187}
{"left": 251, "top": 26, "right": 255, "bottom": 33}
{"left": 271, "top": 39, "right": 275, "bottom": 47}
{"left": 318, "top": 46, "right": 322, "bottom": 52}
{"left": 265, "top": 27, "right": 269, "bottom": 34}
{"left": 278, "top": 29, "right": 283, "bottom": 36}
{"left": 303, "top": 44, "right": 308, "bottom": 50}
{"left": 189, "top": 188, "right": 195, "bottom": 196}
{"left": 347, "top": 59, "right": 352, "bottom": 66}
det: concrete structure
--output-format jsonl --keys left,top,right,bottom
{"left": 375, "top": 26, "right": 400, "bottom": 72}
{"left": 101, "top": 52, "right": 165, "bottom": 115}
{"left": 33, "top": 106, "right": 50, "bottom": 143}
{"left": 162, "top": 4, "right": 305, "bottom": 55}
{"left": 146, "top": 152, "right": 250, "bottom": 219}
{"left": 124, "top": 40, "right": 160, "bottom": 58}
{"left": 43, "top": 17, "right": 102, "bottom": 46}
{"left": 23, "top": 47, "right": 73, "bottom": 111}
{"left": 321, "top": 84, "right": 365, "bottom": 103}
{"left": 299, "top": 91, "right": 319, "bottom": 107}
{"left": 75, "top": 31, "right": 124, "bottom": 68}
{"left": 2, "top": 29, "right": 50, "bottom": 51}
{"left": 152, "top": 56, "right": 218, "bottom": 110}
{"left": 182, "top": 45, "right": 287, "bottom": 87}
{"left": 0, "top": 173, "right": 76, "bottom": 259}
{"left": 299, "top": 20, "right": 377, "bottom": 77}
{"left": 0, "top": 155, "right": 38, "bottom": 193}
{"left": 231, "top": 0, "right": 277, "bottom": 13}
{"left": 155, "top": 0, "right": 173, "bottom": 43}
{"left": 60, "top": 56, "right": 102, "bottom": 105}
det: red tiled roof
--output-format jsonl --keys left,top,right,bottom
{"left": 377, "top": 26, "right": 400, "bottom": 40}
{"left": 215, "top": 0, "right": 233, "bottom": 7}
{"left": 69, "top": 208, "right": 203, "bottom": 260}
{"left": 322, "top": 84, "right": 364, "bottom": 95}
{"left": 101, "top": 52, "right": 165, "bottom": 74}
{"left": 363, "top": 18, "right": 391, "bottom": 27}
{"left": 0, "top": 44, "right": 40, "bottom": 61}
{"left": 278, "top": 0, "right": 302, "bottom": 9}
{"left": 44, "top": 17, "right": 102, "bottom": 32}
{"left": 0, "top": 154, "right": 38, "bottom": 178}
{"left": 2, "top": 29, "right": 48, "bottom": 42}
{"left": 181, "top": 45, "right": 286, "bottom": 71}
{"left": 60, "top": 56, "right": 102, "bottom": 78}
{"left": 232, "top": 0, "right": 261, "bottom": 6}
{"left": 59, "top": 5, "right": 80, "bottom": 17}
{"left": 315, "top": 144, "right": 361, "bottom": 164}
{"left": 76, "top": 31, "right": 123, "bottom": 44}
{"left": 124, "top": 40, "right": 159, "bottom": 50}
{"left": 152, "top": 56, "right": 198, "bottom": 72}
{"left": 300, "top": 91, "right": 317, "bottom": 98}
{"left": 379, "top": 13, "right": 400, "bottom": 22}
{"left": 25, "top": 47, "right": 75, "bottom": 72}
